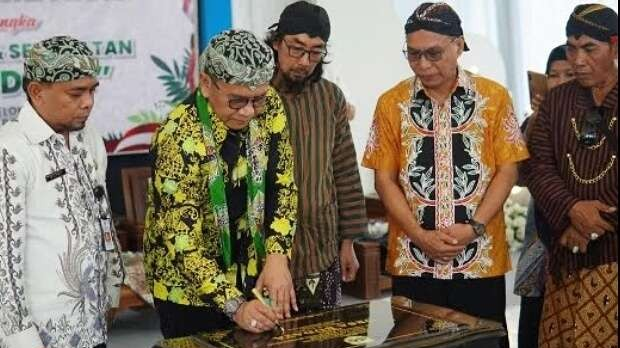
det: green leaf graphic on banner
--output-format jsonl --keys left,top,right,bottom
{"left": 151, "top": 50, "right": 192, "bottom": 105}
{"left": 127, "top": 110, "right": 163, "bottom": 125}
{"left": 127, "top": 115, "right": 142, "bottom": 123}
{"left": 151, "top": 56, "right": 173, "bottom": 75}
{"left": 174, "top": 61, "right": 181, "bottom": 78}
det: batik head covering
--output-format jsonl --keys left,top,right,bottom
{"left": 24, "top": 36, "right": 99, "bottom": 83}
{"left": 200, "top": 30, "right": 275, "bottom": 89}
{"left": 268, "top": 1, "right": 331, "bottom": 42}
{"left": 405, "top": 2, "right": 470, "bottom": 51}
{"left": 566, "top": 4, "right": 618, "bottom": 43}
{"left": 546, "top": 45, "right": 569, "bottom": 74}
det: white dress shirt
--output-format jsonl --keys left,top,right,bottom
{"left": 0, "top": 102, "right": 122, "bottom": 348}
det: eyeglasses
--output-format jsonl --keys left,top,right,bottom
{"left": 282, "top": 40, "right": 327, "bottom": 63}
{"left": 227, "top": 95, "right": 267, "bottom": 110}
{"left": 213, "top": 79, "right": 268, "bottom": 110}
{"left": 402, "top": 37, "right": 458, "bottom": 63}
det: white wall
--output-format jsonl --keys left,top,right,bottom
{"left": 316, "top": 0, "right": 412, "bottom": 194}
{"left": 232, "top": 0, "right": 316, "bottom": 39}
{"left": 231, "top": 0, "right": 282, "bottom": 38}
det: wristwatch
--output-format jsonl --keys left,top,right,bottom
{"left": 223, "top": 297, "right": 246, "bottom": 320}
{"left": 467, "top": 219, "right": 486, "bottom": 237}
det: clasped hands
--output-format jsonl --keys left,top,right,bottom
{"left": 412, "top": 223, "right": 478, "bottom": 264}
{"left": 561, "top": 200, "right": 616, "bottom": 254}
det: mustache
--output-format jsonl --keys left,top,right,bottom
{"left": 291, "top": 67, "right": 311, "bottom": 74}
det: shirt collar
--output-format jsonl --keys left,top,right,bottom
{"left": 18, "top": 101, "right": 87, "bottom": 148}
{"left": 18, "top": 101, "right": 57, "bottom": 145}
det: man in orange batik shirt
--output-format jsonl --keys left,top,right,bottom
{"left": 362, "top": 3, "right": 529, "bottom": 348}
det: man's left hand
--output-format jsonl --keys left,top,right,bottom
{"left": 345, "top": 103, "right": 356, "bottom": 121}
{"left": 340, "top": 239, "right": 360, "bottom": 282}
{"left": 255, "top": 254, "right": 297, "bottom": 319}
{"left": 559, "top": 225, "right": 589, "bottom": 254}
{"left": 441, "top": 224, "right": 477, "bottom": 248}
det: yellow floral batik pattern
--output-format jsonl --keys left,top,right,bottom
{"left": 144, "top": 87, "right": 297, "bottom": 310}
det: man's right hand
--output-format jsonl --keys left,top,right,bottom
{"left": 569, "top": 201, "right": 616, "bottom": 239}
{"left": 233, "top": 300, "right": 279, "bottom": 334}
{"left": 410, "top": 228, "right": 463, "bottom": 264}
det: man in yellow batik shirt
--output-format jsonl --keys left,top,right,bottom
{"left": 362, "top": 4, "right": 528, "bottom": 348}
{"left": 144, "top": 30, "right": 298, "bottom": 338}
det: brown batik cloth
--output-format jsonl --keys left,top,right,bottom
{"left": 294, "top": 258, "right": 342, "bottom": 313}
{"left": 539, "top": 263, "right": 618, "bottom": 348}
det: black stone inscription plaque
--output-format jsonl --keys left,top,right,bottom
{"left": 154, "top": 297, "right": 506, "bottom": 348}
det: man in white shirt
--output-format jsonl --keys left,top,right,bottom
{"left": 0, "top": 36, "right": 123, "bottom": 348}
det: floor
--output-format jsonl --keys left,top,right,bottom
{"left": 108, "top": 254, "right": 523, "bottom": 348}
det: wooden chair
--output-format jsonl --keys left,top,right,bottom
{"left": 114, "top": 166, "right": 153, "bottom": 313}
{"left": 342, "top": 195, "right": 392, "bottom": 299}
{"left": 118, "top": 166, "right": 152, "bottom": 251}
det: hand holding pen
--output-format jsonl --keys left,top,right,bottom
{"left": 252, "top": 288, "right": 285, "bottom": 335}
{"left": 233, "top": 295, "right": 280, "bottom": 334}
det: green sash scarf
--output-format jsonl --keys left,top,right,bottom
{"left": 196, "top": 90, "right": 267, "bottom": 271}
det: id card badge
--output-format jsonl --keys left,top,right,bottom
{"left": 101, "top": 218, "right": 116, "bottom": 251}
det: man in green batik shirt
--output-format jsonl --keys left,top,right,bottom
{"left": 143, "top": 30, "right": 298, "bottom": 338}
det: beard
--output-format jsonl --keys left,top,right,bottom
{"left": 280, "top": 69, "right": 313, "bottom": 94}
{"left": 282, "top": 74, "right": 308, "bottom": 94}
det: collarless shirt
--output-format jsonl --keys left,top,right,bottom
{"left": 0, "top": 102, "right": 122, "bottom": 348}
{"left": 275, "top": 78, "right": 368, "bottom": 278}
{"left": 526, "top": 80, "right": 618, "bottom": 275}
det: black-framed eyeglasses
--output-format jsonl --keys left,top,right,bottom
{"left": 212, "top": 79, "right": 268, "bottom": 110}
{"left": 402, "top": 37, "right": 458, "bottom": 63}
{"left": 282, "top": 40, "right": 327, "bottom": 63}
{"left": 579, "top": 108, "right": 604, "bottom": 147}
